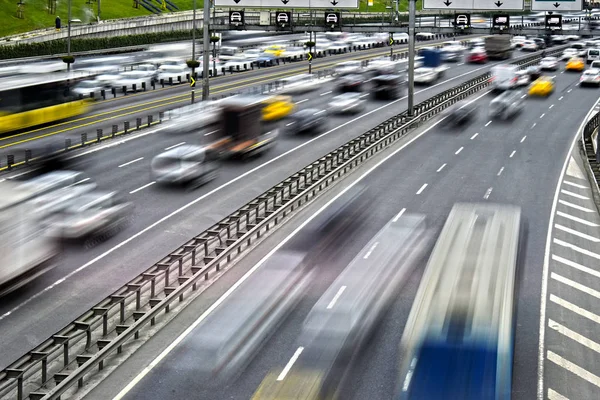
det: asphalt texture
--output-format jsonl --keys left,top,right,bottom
{"left": 82, "top": 60, "right": 600, "bottom": 399}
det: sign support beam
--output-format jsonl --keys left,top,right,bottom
{"left": 408, "top": 0, "right": 415, "bottom": 117}
{"left": 202, "top": 0, "right": 210, "bottom": 100}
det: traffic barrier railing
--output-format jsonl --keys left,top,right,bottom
{"left": 580, "top": 108, "right": 600, "bottom": 206}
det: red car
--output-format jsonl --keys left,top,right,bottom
{"left": 467, "top": 50, "right": 488, "bottom": 64}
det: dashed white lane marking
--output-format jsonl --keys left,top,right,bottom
{"left": 510, "top": 150, "right": 516, "bottom": 158}
{"left": 118, "top": 157, "right": 143, "bottom": 168}
{"left": 485, "top": 121, "right": 492, "bottom": 127}
{"left": 561, "top": 189, "right": 590, "bottom": 200}
{"left": 559, "top": 96, "right": 564, "bottom": 101}
{"left": 558, "top": 199, "right": 594, "bottom": 213}
{"left": 416, "top": 184, "right": 428, "bottom": 195}
{"left": 470, "top": 133, "right": 479, "bottom": 140}
{"left": 547, "top": 350, "right": 600, "bottom": 388}
{"left": 359, "top": 93, "right": 370, "bottom": 98}
{"left": 314, "top": 110, "right": 327, "bottom": 115}
{"left": 550, "top": 294, "right": 600, "bottom": 325}
{"left": 555, "top": 224, "right": 600, "bottom": 242}
{"left": 554, "top": 238, "right": 600, "bottom": 260}
{"left": 548, "top": 388, "right": 569, "bottom": 400}
{"left": 550, "top": 104, "right": 555, "bottom": 109}
{"left": 129, "top": 181, "right": 156, "bottom": 194}
{"left": 521, "top": 94, "right": 527, "bottom": 99}
{"left": 457, "top": 62, "right": 465, "bottom": 66}
{"left": 552, "top": 272, "right": 600, "bottom": 300}
{"left": 521, "top": 136, "right": 527, "bottom": 143}
{"left": 455, "top": 147, "right": 464, "bottom": 155}
{"left": 363, "top": 242, "right": 379, "bottom": 259}
{"left": 437, "top": 163, "right": 446, "bottom": 172}
{"left": 295, "top": 99, "right": 309, "bottom": 104}
{"left": 327, "top": 286, "right": 347, "bottom": 309}
{"left": 541, "top": 113, "right": 546, "bottom": 119}
{"left": 553, "top": 254, "right": 600, "bottom": 279}
{"left": 277, "top": 347, "right": 304, "bottom": 381}
{"left": 164, "top": 142, "right": 185, "bottom": 151}
{"left": 532, "top": 122, "right": 537, "bottom": 129}
{"left": 320, "top": 91, "right": 332, "bottom": 96}
{"left": 568, "top": 89, "right": 573, "bottom": 93}
{"left": 484, "top": 187, "right": 493, "bottom": 199}
{"left": 286, "top": 122, "right": 296, "bottom": 126}
{"left": 392, "top": 208, "right": 406, "bottom": 222}
{"left": 204, "top": 130, "right": 218, "bottom": 136}
{"left": 497, "top": 167, "right": 504, "bottom": 176}
{"left": 73, "top": 178, "right": 90, "bottom": 186}
{"left": 563, "top": 180, "right": 588, "bottom": 189}
{"left": 557, "top": 211, "right": 600, "bottom": 227}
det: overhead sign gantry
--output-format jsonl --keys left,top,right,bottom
{"left": 423, "top": 0, "right": 523, "bottom": 10}
{"left": 215, "top": 0, "right": 358, "bottom": 7}
{"left": 531, "top": 0, "right": 582, "bottom": 11}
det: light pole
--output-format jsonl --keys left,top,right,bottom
{"left": 408, "top": 0, "right": 416, "bottom": 116}
{"left": 191, "top": 0, "right": 197, "bottom": 103}
{"left": 202, "top": 0, "right": 210, "bottom": 100}
{"left": 67, "top": 0, "right": 72, "bottom": 71}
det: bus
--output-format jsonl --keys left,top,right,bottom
{"left": 397, "top": 203, "right": 525, "bottom": 400}
{"left": 0, "top": 72, "right": 91, "bottom": 135}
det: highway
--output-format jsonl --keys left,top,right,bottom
{"left": 80, "top": 62, "right": 600, "bottom": 400}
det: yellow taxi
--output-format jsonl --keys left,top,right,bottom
{"left": 264, "top": 45, "right": 286, "bottom": 57}
{"left": 262, "top": 95, "right": 294, "bottom": 121}
{"left": 566, "top": 57, "right": 585, "bottom": 72}
{"left": 528, "top": 76, "right": 555, "bottom": 97}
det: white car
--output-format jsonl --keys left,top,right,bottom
{"left": 521, "top": 40, "right": 538, "bottom": 52}
{"left": 561, "top": 48, "right": 580, "bottom": 61}
{"left": 566, "top": 35, "right": 581, "bottom": 41}
{"left": 580, "top": 69, "right": 600, "bottom": 86}
{"left": 136, "top": 64, "right": 158, "bottom": 81}
{"left": 334, "top": 60, "right": 362, "bottom": 76}
{"left": 114, "top": 71, "right": 152, "bottom": 92}
{"left": 515, "top": 70, "right": 530, "bottom": 87}
{"left": 71, "top": 80, "right": 107, "bottom": 98}
{"left": 158, "top": 65, "right": 187, "bottom": 84}
{"left": 221, "top": 57, "right": 249, "bottom": 71}
{"left": 328, "top": 93, "right": 365, "bottom": 114}
{"left": 279, "top": 74, "right": 319, "bottom": 95}
{"left": 540, "top": 57, "right": 559, "bottom": 71}
{"left": 512, "top": 36, "right": 527, "bottom": 48}
{"left": 329, "top": 41, "right": 349, "bottom": 52}
{"left": 242, "top": 48, "right": 262, "bottom": 60}
{"left": 414, "top": 67, "right": 442, "bottom": 84}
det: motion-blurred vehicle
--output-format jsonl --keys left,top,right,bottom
{"left": 490, "top": 64, "right": 519, "bottom": 91}
{"left": 242, "top": 48, "right": 262, "bottom": 60}
{"left": 551, "top": 35, "right": 568, "bottom": 44}
{"left": 528, "top": 76, "right": 555, "bottom": 96}
{"left": 264, "top": 45, "right": 286, "bottom": 57}
{"left": 71, "top": 80, "right": 107, "bottom": 98}
{"left": 560, "top": 48, "right": 579, "bottom": 61}
{"left": 18, "top": 170, "right": 92, "bottom": 197}
{"left": 47, "top": 191, "right": 133, "bottom": 241}
{"left": 566, "top": 56, "right": 585, "bottom": 71}
{"left": 533, "top": 37, "right": 547, "bottom": 49}
{"left": 333, "top": 60, "right": 362, "bottom": 77}
{"left": 580, "top": 68, "right": 600, "bottom": 86}
{"left": 261, "top": 95, "right": 294, "bottom": 121}
{"left": 159, "top": 102, "right": 221, "bottom": 134}
{"left": 440, "top": 41, "right": 465, "bottom": 62}
{"left": 414, "top": 49, "right": 447, "bottom": 85}
{"left": 287, "top": 109, "right": 327, "bottom": 135}
{"left": 466, "top": 48, "right": 487, "bottom": 63}
{"left": 372, "top": 74, "right": 406, "bottom": 100}
{"left": 0, "top": 181, "right": 59, "bottom": 297}
{"left": 540, "top": 56, "right": 559, "bottom": 71}
{"left": 526, "top": 65, "right": 542, "bottom": 80}
{"left": 220, "top": 57, "right": 248, "bottom": 71}
{"left": 521, "top": 39, "right": 538, "bottom": 52}
{"left": 135, "top": 64, "right": 159, "bottom": 81}
{"left": 511, "top": 36, "right": 527, "bottom": 48}
{"left": 256, "top": 53, "right": 278, "bottom": 66}
{"left": 328, "top": 93, "right": 365, "bottom": 114}
{"left": 587, "top": 48, "right": 600, "bottom": 64}
{"left": 157, "top": 65, "right": 187, "bottom": 84}
{"left": 591, "top": 60, "right": 600, "bottom": 69}
{"left": 515, "top": 70, "right": 530, "bottom": 87}
{"left": 466, "top": 38, "right": 485, "bottom": 49}
{"left": 489, "top": 90, "right": 524, "bottom": 120}
{"left": 336, "top": 73, "right": 364, "bottom": 92}
{"left": 444, "top": 101, "right": 478, "bottom": 127}
{"left": 151, "top": 145, "right": 220, "bottom": 187}
{"left": 279, "top": 74, "right": 319, "bottom": 94}
{"left": 115, "top": 71, "right": 152, "bottom": 92}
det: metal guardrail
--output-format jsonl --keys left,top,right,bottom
{"left": 0, "top": 45, "right": 565, "bottom": 400}
{"left": 580, "top": 109, "right": 600, "bottom": 202}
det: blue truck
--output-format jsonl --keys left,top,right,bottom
{"left": 414, "top": 48, "right": 448, "bottom": 85}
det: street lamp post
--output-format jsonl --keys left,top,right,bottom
{"left": 191, "top": 0, "right": 197, "bottom": 103}
{"left": 202, "top": 0, "right": 210, "bottom": 100}
{"left": 408, "top": 0, "right": 416, "bottom": 116}
{"left": 67, "top": 0, "right": 72, "bottom": 70}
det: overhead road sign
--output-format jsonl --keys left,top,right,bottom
{"left": 454, "top": 13, "right": 471, "bottom": 27}
{"left": 229, "top": 10, "right": 245, "bottom": 26}
{"left": 492, "top": 14, "right": 510, "bottom": 28}
{"left": 276, "top": 11, "right": 292, "bottom": 28}
{"left": 325, "top": 12, "right": 341, "bottom": 27}
{"left": 532, "top": 0, "right": 582, "bottom": 10}
{"left": 546, "top": 14, "right": 563, "bottom": 28}
{"left": 215, "top": 0, "right": 358, "bottom": 8}
{"left": 424, "top": 0, "right": 523, "bottom": 10}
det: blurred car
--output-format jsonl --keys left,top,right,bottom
{"left": 220, "top": 57, "right": 249, "bottom": 71}
{"left": 533, "top": 38, "right": 547, "bottom": 49}
{"left": 71, "top": 80, "right": 106, "bottom": 98}
{"left": 521, "top": 40, "right": 538, "bottom": 52}
{"left": 264, "top": 45, "right": 286, "bottom": 57}
{"left": 515, "top": 70, "right": 531, "bottom": 87}
{"left": 328, "top": 93, "right": 365, "bottom": 114}
{"left": 114, "top": 71, "right": 151, "bottom": 92}
{"left": 414, "top": 67, "right": 441, "bottom": 85}
{"left": 444, "top": 101, "right": 478, "bottom": 126}
{"left": 287, "top": 109, "right": 326, "bottom": 134}
{"left": 256, "top": 53, "right": 278, "bottom": 66}
{"left": 262, "top": 95, "right": 294, "bottom": 121}
{"left": 279, "top": 74, "right": 319, "bottom": 95}
{"left": 489, "top": 90, "right": 524, "bottom": 120}
{"left": 158, "top": 65, "right": 187, "bottom": 84}
{"left": 159, "top": 103, "right": 221, "bottom": 133}
{"left": 336, "top": 74, "right": 364, "bottom": 92}
{"left": 47, "top": 191, "right": 133, "bottom": 240}
{"left": 566, "top": 57, "right": 585, "bottom": 72}
{"left": 18, "top": 170, "right": 92, "bottom": 197}
{"left": 526, "top": 65, "right": 542, "bottom": 80}
{"left": 333, "top": 60, "right": 362, "bottom": 77}
{"left": 372, "top": 74, "right": 406, "bottom": 100}
{"left": 540, "top": 56, "right": 559, "bottom": 71}
{"left": 135, "top": 64, "right": 159, "bottom": 81}
{"left": 528, "top": 76, "right": 554, "bottom": 96}
{"left": 580, "top": 69, "right": 600, "bottom": 86}
{"left": 151, "top": 145, "right": 220, "bottom": 187}
{"left": 560, "top": 48, "right": 580, "bottom": 61}
{"left": 467, "top": 48, "right": 487, "bottom": 63}
{"left": 242, "top": 48, "right": 261, "bottom": 60}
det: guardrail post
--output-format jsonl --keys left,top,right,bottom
{"left": 101, "top": 89, "right": 106, "bottom": 100}
{"left": 132, "top": 83, "right": 137, "bottom": 93}
{"left": 142, "top": 82, "right": 146, "bottom": 91}
{"left": 65, "top": 138, "right": 71, "bottom": 150}
{"left": 81, "top": 133, "right": 87, "bottom": 146}
{"left": 169, "top": 77, "right": 173, "bottom": 85}
{"left": 124, "top": 121, "right": 130, "bottom": 134}
{"left": 5, "top": 369, "right": 23, "bottom": 400}
{"left": 112, "top": 88, "right": 116, "bottom": 98}
{"left": 24, "top": 149, "right": 31, "bottom": 164}
{"left": 159, "top": 111, "right": 164, "bottom": 122}
{"left": 161, "top": 79, "right": 165, "bottom": 88}
{"left": 96, "top": 129, "right": 102, "bottom": 142}
{"left": 122, "top": 86, "right": 127, "bottom": 95}
{"left": 136, "top": 117, "right": 142, "bottom": 130}
{"left": 112, "top": 124, "right": 118, "bottom": 138}
{"left": 148, "top": 115, "right": 153, "bottom": 127}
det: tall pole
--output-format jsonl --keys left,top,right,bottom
{"left": 191, "top": 0, "right": 196, "bottom": 103}
{"left": 202, "top": 0, "right": 210, "bottom": 100}
{"left": 408, "top": 0, "right": 415, "bottom": 116}
{"left": 67, "top": 0, "right": 72, "bottom": 71}
{"left": 98, "top": 0, "right": 101, "bottom": 22}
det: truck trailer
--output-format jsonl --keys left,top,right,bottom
{"left": 485, "top": 36, "right": 512, "bottom": 60}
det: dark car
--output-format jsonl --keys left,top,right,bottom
{"left": 336, "top": 74, "right": 364, "bottom": 92}
{"left": 533, "top": 38, "right": 546, "bottom": 49}
{"left": 526, "top": 65, "right": 542, "bottom": 80}
{"left": 372, "top": 74, "right": 407, "bottom": 100}
{"left": 287, "top": 108, "right": 326, "bottom": 134}
{"left": 256, "top": 53, "right": 277, "bottom": 66}
{"left": 444, "top": 101, "right": 478, "bottom": 127}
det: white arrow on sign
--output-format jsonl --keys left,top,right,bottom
{"left": 531, "top": 0, "right": 582, "bottom": 11}
{"left": 473, "top": 0, "right": 524, "bottom": 10}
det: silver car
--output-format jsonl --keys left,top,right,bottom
{"left": 151, "top": 145, "right": 220, "bottom": 187}
{"left": 580, "top": 69, "right": 600, "bottom": 86}
{"left": 489, "top": 90, "right": 524, "bottom": 120}
{"left": 328, "top": 93, "right": 366, "bottom": 114}
{"left": 540, "top": 57, "right": 559, "bottom": 71}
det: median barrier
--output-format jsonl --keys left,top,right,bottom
{"left": 580, "top": 109, "right": 600, "bottom": 210}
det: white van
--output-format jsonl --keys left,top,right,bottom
{"left": 587, "top": 48, "right": 600, "bottom": 64}
{"left": 490, "top": 64, "right": 519, "bottom": 91}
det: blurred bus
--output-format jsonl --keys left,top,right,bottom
{"left": 398, "top": 203, "right": 525, "bottom": 400}
{"left": 0, "top": 72, "right": 91, "bottom": 135}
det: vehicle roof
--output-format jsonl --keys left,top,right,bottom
{"left": 0, "top": 71, "right": 91, "bottom": 91}
{"left": 584, "top": 68, "right": 600, "bottom": 73}
{"left": 156, "top": 144, "right": 206, "bottom": 158}
{"left": 0, "top": 181, "right": 38, "bottom": 209}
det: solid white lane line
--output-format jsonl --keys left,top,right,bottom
{"left": 559, "top": 199, "right": 594, "bottom": 213}
{"left": 359, "top": 93, "right": 370, "bottom": 98}
{"left": 164, "top": 142, "right": 185, "bottom": 151}
{"left": 559, "top": 96, "right": 564, "bottom": 101}
{"left": 295, "top": 99, "right": 309, "bottom": 104}
{"left": 327, "top": 286, "right": 347, "bottom": 309}
{"left": 286, "top": 122, "right": 296, "bottom": 126}
{"left": 73, "top": 178, "right": 91, "bottom": 186}
{"left": 392, "top": 208, "right": 406, "bottom": 222}
{"left": 550, "top": 104, "right": 555, "bottom": 109}
{"left": 437, "top": 163, "right": 447, "bottom": 172}
{"left": 553, "top": 254, "right": 600, "bottom": 279}
{"left": 416, "top": 184, "right": 428, "bottom": 195}
{"left": 555, "top": 224, "right": 600, "bottom": 242}
{"left": 277, "top": 347, "right": 304, "bottom": 381}
{"left": 557, "top": 211, "right": 600, "bottom": 227}
{"left": 320, "top": 91, "right": 332, "bottom": 96}
{"left": 550, "top": 294, "right": 600, "bottom": 324}
{"left": 314, "top": 110, "right": 327, "bottom": 115}
{"left": 552, "top": 272, "right": 600, "bottom": 300}
{"left": 554, "top": 238, "right": 600, "bottom": 260}
{"left": 470, "top": 133, "right": 479, "bottom": 140}
{"left": 549, "top": 319, "right": 600, "bottom": 354}
{"left": 484, "top": 187, "right": 493, "bottom": 200}
{"left": 118, "top": 157, "right": 143, "bottom": 168}
{"left": 548, "top": 388, "right": 570, "bottom": 400}
{"left": 510, "top": 150, "right": 516, "bottom": 158}
{"left": 485, "top": 120, "right": 492, "bottom": 127}
{"left": 497, "top": 167, "right": 505, "bottom": 176}
{"left": 204, "top": 130, "right": 218, "bottom": 136}
{"left": 521, "top": 135, "right": 527, "bottom": 143}
{"left": 564, "top": 180, "right": 588, "bottom": 189}
{"left": 532, "top": 123, "right": 537, "bottom": 129}
{"left": 547, "top": 351, "right": 600, "bottom": 388}
{"left": 561, "top": 189, "right": 590, "bottom": 200}
{"left": 129, "top": 181, "right": 156, "bottom": 194}
{"left": 455, "top": 147, "right": 464, "bottom": 155}
{"left": 540, "top": 113, "right": 546, "bottom": 119}
{"left": 363, "top": 242, "right": 379, "bottom": 259}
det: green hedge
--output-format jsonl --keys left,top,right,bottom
{"left": 0, "top": 30, "right": 203, "bottom": 60}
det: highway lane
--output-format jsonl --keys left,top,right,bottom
{"left": 87, "top": 66, "right": 600, "bottom": 400}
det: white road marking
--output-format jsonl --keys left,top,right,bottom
{"left": 553, "top": 254, "right": 600, "bottom": 280}
{"left": 416, "top": 184, "right": 428, "bottom": 195}
{"left": 164, "top": 142, "right": 185, "bottom": 151}
{"left": 550, "top": 104, "right": 555, "bottom": 109}
{"left": 295, "top": 99, "right": 309, "bottom": 104}
{"left": 277, "top": 347, "right": 304, "bottom": 381}
{"left": 550, "top": 294, "right": 600, "bottom": 325}
{"left": 455, "top": 147, "right": 464, "bottom": 155}
{"left": 129, "top": 181, "right": 156, "bottom": 194}
{"left": 532, "top": 123, "right": 537, "bottom": 129}
{"left": 547, "top": 351, "right": 600, "bottom": 388}
{"left": 314, "top": 110, "right": 327, "bottom": 115}
{"left": 364, "top": 242, "right": 379, "bottom": 259}
{"left": 521, "top": 94, "right": 527, "bottom": 99}
{"left": 73, "top": 178, "right": 91, "bottom": 185}
{"left": 558, "top": 199, "right": 594, "bottom": 213}
{"left": 359, "top": 93, "right": 370, "bottom": 98}
{"left": 555, "top": 224, "right": 600, "bottom": 242}
{"left": 554, "top": 238, "right": 600, "bottom": 260}
{"left": 557, "top": 211, "right": 600, "bottom": 227}
{"left": 204, "top": 130, "right": 218, "bottom": 136}
{"left": 497, "top": 167, "right": 504, "bottom": 176}
{"left": 118, "top": 157, "right": 144, "bottom": 168}
{"left": 563, "top": 180, "right": 588, "bottom": 189}
{"left": 568, "top": 88, "right": 572, "bottom": 92}
{"left": 566, "top": 157, "right": 586, "bottom": 179}
{"left": 561, "top": 189, "right": 589, "bottom": 200}
{"left": 437, "top": 163, "right": 446, "bottom": 172}
{"left": 510, "top": 150, "right": 516, "bottom": 158}
{"left": 392, "top": 208, "right": 406, "bottom": 222}
{"left": 548, "top": 388, "right": 569, "bottom": 400}
{"left": 561, "top": 71, "right": 565, "bottom": 74}
{"left": 521, "top": 135, "right": 527, "bottom": 143}
{"left": 485, "top": 120, "right": 492, "bottom": 127}
{"left": 470, "top": 133, "right": 479, "bottom": 140}
{"left": 320, "top": 91, "right": 332, "bottom": 96}
{"left": 327, "top": 286, "right": 347, "bottom": 309}
{"left": 540, "top": 113, "right": 546, "bottom": 119}
{"left": 559, "top": 96, "right": 564, "bottom": 101}
{"left": 457, "top": 62, "right": 464, "bottom": 66}
{"left": 484, "top": 187, "right": 493, "bottom": 200}
{"left": 549, "top": 319, "right": 600, "bottom": 355}
{"left": 552, "top": 272, "right": 600, "bottom": 301}
{"left": 286, "top": 122, "right": 296, "bottom": 126}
